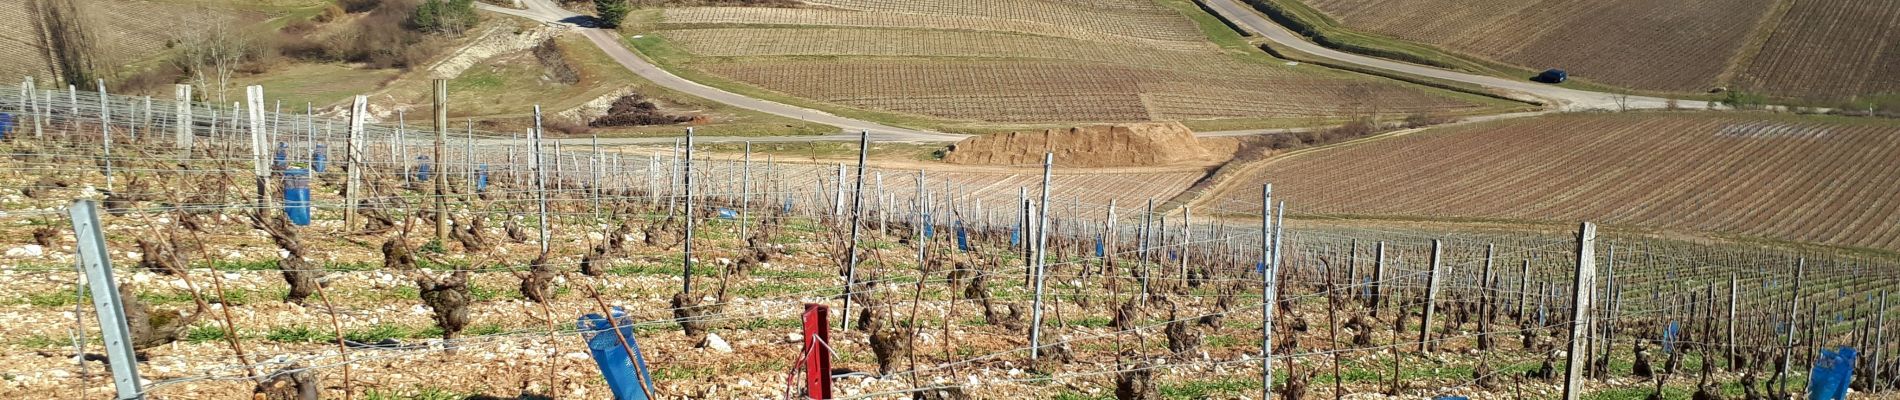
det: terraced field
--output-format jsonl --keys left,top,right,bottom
{"left": 643, "top": 0, "right": 1515, "bottom": 132}
{"left": 1198, "top": 112, "right": 1900, "bottom": 253}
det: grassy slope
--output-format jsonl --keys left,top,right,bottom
{"left": 625, "top": 1, "right": 1527, "bottom": 135}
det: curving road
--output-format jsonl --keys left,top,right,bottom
{"left": 1199, "top": 0, "right": 1695, "bottom": 110}
{"left": 479, "top": 0, "right": 1703, "bottom": 145}
{"left": 476, "top": 0, "right": 970, "bottom": 143}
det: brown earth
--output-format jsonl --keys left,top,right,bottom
{"left": 942, "top": 122, "right": 1213, "bottom": 168}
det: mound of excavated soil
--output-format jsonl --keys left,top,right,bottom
{"left": 943, "top": 122, "right": 1210, "bottom": 168}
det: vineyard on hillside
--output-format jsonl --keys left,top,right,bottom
{"left": 648, "top": 0, "right": 1514, "bottom": 131}
{"left": 9, "top": 81, "right": 1900, "bottom": 399}
{"left": 1296, "top": 0, "right": 1774, "bottom": 93}
{"left": 1736, "top": 0, "right": 1900, "bottom": 102}
{"left": 1199, "top": 112, "right": 1900, "bottom": 253}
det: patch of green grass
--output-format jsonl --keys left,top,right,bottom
{"left": 266, "top": 326, "right": 328, "bottom": 343}
{"left": 361, "top": 387, "right": 466, "bottom": 400}
{"left": 19, "top": 291, "right": 83, "bottom": 307}
{"left": 344, "top": 324, "right": 423, "bottom": 343}
{"left": 1160, "top": 377, "right": 1258, "bottom": 399}
{"left": 15, "top": 334, "right": 71, "bottom": 349}
{"left": 468, "top": 323, "right": 505, "bottom": 337}
{"left": 201, "top": 259, "right": 279, "bottom": 271}
{"left": 1063, "top": 316, "right": 1112, "bottom": 328}
{"left": 185, "top": 324, "right": 229, "bottom": 343}
{"left": 652, "top": 365, "right": 716, "bottom": 381}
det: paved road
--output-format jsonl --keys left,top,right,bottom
{"left": 478, "top": 0, "right": 1698, "bottom": 145}
{"left": 1199, "top": 0, "right": 1697, "bottom": 111}
{"left": 476, "top": 0, "right": 971, "bottom": 143}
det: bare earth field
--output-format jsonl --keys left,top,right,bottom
{"left": 641, "top": 0, "right": 1515, "bottom": 132}
{"left": 1297, "top": 0, "right": 1900, "bottom": 102}
{"left": 1199, "top": 112, "right": 1900, "bottom": 254}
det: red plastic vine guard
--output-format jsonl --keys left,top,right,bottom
{"left": 802, "top": 303, "right": 833, "bottom": 400}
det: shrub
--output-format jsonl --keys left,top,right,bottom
{"left": 413, "top": 0, "right": 478, "bottom": 35}
{"left": 338, "top": 0, "right": 383, "bottom": 13}
{"left": 1720, "top": 90, "right": 1768, "bottom": 110}
{"left": 595, "top": 0, "right": 629, "bottom": 28}
{"left": 315, "top": 4, "right": 346, "bottom": 22}
{"left": 591, "top": 93, "right": 694, "bottom": 127}
{"left": 1402, "top": 113, "right": 1454, "bottom": 128}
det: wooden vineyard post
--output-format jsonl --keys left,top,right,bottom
{"left": 1029, "top": 152, "right": 1053, "bottom": 359}
{"left": 1259, "top": 184, "right": 1276, "bottom": 400}
{"left": 345, "top": 96, "right": 367, "bottom": 230}
{"left": 1420, "top": 239, "right": 1444, "bottom": 352}
{"left": 1519, "top": 260, "right": 1531, "bottom": 324}
{"left": 1561, "top": 222, "right": 1598, "bottom": 400}
{"left": 173, "top": 84, "right": 190, "bottom": 149}
{"left": 245, "top": 85, "right": 269, "bottom": 208}
{"left": 1371, "top": 241, "right": 1385, "bottom": 316}
{"left": 839, "top": 131, "right": 868, "bottom": 331}
{"left": 531, "top": 106, "right": 551, "bottom": 255}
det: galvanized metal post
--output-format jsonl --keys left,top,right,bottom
{"left": 739, "top": 142, "right": 751, "bottom": 241}
{"left": 1777, "top": 258, "right": 1806, "bottom": 395}
{"left": 1259, "top": 184, "right": 1274, "bottom": 400}
{"left": 96, "top": 80, "right": 114, "bottom": 191}
{"left": 840, "top": 131, "right": 869, "bottom": 330}
{"left": 683, "top": 128, "right": 697, "bottom": 294}
{"left": 1029, "top": 152, "right": 1053, "bottom": 359}
{"left": 70, "top": 199, "right": 143, "bottom": 400}
{"left": 1561, "top": 222, "right": 1598, "bottom": 400}
{"left": 432, "top": 79, "right": 449, "bottom": 241}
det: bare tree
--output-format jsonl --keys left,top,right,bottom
{"left": 30, "top": 0, "right": 101, "bottom": 86}
{"left": 171, "top": 19, "right": 252, "bottom": 103}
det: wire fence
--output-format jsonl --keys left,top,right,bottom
{"left": 3, "top": 80, "right": 1899, "bottom": 399}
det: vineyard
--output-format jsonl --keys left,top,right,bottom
{"left": 1294, "top": 0, "right": 1775, "bottom": 93}
{"left": 1735, "top": 0, "right": 1900, "bottom": 102}
{"left": 1198, "top": 112, "right": 1900, "bottom": 254}
{"left": 645, "top": 0, "right": 1514, "bottom": 131}
{"left": 7, "top": 80, "right": 1900, "bottom": 400}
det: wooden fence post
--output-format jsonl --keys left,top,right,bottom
{"left": 1420, "top": 239, "right": 1444, "bottom": 352}
{"left": 1561, "top": 222, "right": 1598, "bottom": 400}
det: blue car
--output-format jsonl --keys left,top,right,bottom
{"left": 1536, "top": 68, "right": 1568, "bottom": 84}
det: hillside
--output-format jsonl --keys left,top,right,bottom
{"left": 629, "top": 0, "right": 1526, "bottom": 133}
{"left": 1198, "top": 112, "right": 1900, "bottom": 253}
{"left": 1283, "top": 0, "right": 1900, "bottom": 106}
